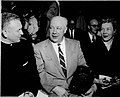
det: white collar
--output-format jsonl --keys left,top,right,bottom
{"left": 51, "top": 37, "right": 65, "bottom": 45}
{"left": 59, "top": 37, "right": 65, "bottom": 46}
{"left": 103, "top": 39, "right": 113, "bottom": 51}
{"left": 1, "top": 36, "right": 13, "bottom": 45}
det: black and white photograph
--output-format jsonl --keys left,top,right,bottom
{"left": 1, "top": 0, "right": 120, "bottom": 97}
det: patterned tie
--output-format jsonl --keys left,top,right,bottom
{"left": 58, "top": 43, "right": 67, "bottom": 77}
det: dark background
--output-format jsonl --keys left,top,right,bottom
{"left": 2, "top": 1, "right": 120, "bottom": 27}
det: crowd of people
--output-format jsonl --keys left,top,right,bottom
{"left": 1, "top": 1, "right": 120, "bottom": 97}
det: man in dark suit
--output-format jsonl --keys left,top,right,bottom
{"left": 34, "top": 16, "right": 97, "bottom": 97}
{"left": 73, "top": 19, "right": 100, "bottom": 68}
{"left": 1, "top": 12, "right": 40, "bottom": 96}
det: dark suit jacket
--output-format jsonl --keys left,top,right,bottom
{"left": 1, "top": 39, "right": 40, "bottom": 96}
{"left": 33, "top": 38, "right": 87, "bottom": 94}
{"left": 72, "top": 29, "right": 95, "bottom": 67}
{"left": 90, "top": 34, "right": 120, "bottom": 97}
{"left": 90, "top": 34, "right": 120, "bottom": 77}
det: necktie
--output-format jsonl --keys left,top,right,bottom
{"left": 58, "top": 44, "right": 67, "bottom": 77}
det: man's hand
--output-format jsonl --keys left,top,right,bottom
{"left": 52, "top": 86, "right": 68, "bottom": 97}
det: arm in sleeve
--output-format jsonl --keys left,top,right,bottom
{"left": 77, "top": 41, "right": 88, "bottom": 67}
{"left": 33, "top": 45, "right": 57, "bottom": 93}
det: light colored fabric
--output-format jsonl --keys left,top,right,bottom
{"left": 33, "top": 38, "right": 87, "bottom": 94}
{"left": 36, "top": 90, "right": 48, "bottom": 97}
{"left": 51, "top": 37, "right": 66, "bottom": 65}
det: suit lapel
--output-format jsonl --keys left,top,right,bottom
{"left": 65, "top": 38, "right": 72, "bottom": 78}
{"left": 45, "top": 39, "right": 65, "bottom": 77}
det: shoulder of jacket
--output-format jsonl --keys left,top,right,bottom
{"left": 65, "top": 38, "right": 80, "bottom": 48}
{"left": 67, "top": 38, "right": 80, "bottom": 44}
{"left": 34, "top": 39, "right": 48, "bottom": 48}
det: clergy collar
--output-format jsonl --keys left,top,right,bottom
{"left": 1, "top": 36, "right": 15, "bottom": 46}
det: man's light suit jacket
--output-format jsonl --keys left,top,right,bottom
{"left": 33, "top": 38, "right": 87, "bottom": 94}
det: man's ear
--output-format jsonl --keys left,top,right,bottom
{"left": 88, "top": 25, "right": 90, "bottom": 30}
{"left": 64, "top": 27, "right": 68, "bottom": 34}
{"left": 113, "top": 29, "right": 116, "bottom": 34}
{"left": 2, "top": 30, "right": 8, "bottom": 38}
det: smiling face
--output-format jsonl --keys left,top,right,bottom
{"left": 49, "top": 16, "right": 67, "bottom": 43}
{"left": 101, "top": 22, "right": 114, "bottom": 42}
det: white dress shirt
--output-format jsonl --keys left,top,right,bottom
{"left": 88, "top": 32, "right": 93, "bottom": 43}
{"left": 51, "top": 37, "right": 67, "bottom": 67}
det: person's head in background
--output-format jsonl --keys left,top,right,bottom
{"left": 45, "top": 1, "right": 59, "bottom": 38}
{"left": 100, "top": 17, "right": 117, "bottom": 42}
{"left": 2, "top": 12, "right": 23, "bottom": 44}
{"left": 69, "top": 19, "right": 75, "bottom": 30}
{"left": 24, "top": 13, "right": 39, "bottom": 40}
{"left": 49, "top": 16, "right": 68, "bottom": 43}
{"left": 28, "top": 16, "right": 39, "bottom": 40}
{"left": 46, "top": 1, "right": 59, "bottom": 20}
{"left": 89, "top": 19, "right": 99, "bottom": 35}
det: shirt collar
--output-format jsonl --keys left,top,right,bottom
{"left": 51, "top": 37, "right": 65, "bottom": 46}
{"left": 1, "top": 36, "right": 12, "bottom": 45}
{"left": 59, "top": 37, "right": 65, "bottom": 46}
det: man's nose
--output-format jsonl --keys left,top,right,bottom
{"left": 20, "top": 30, "right": 24, "bottom": 35}
{"left": 53, "top": 29, "right": 57, "bottom": 34}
